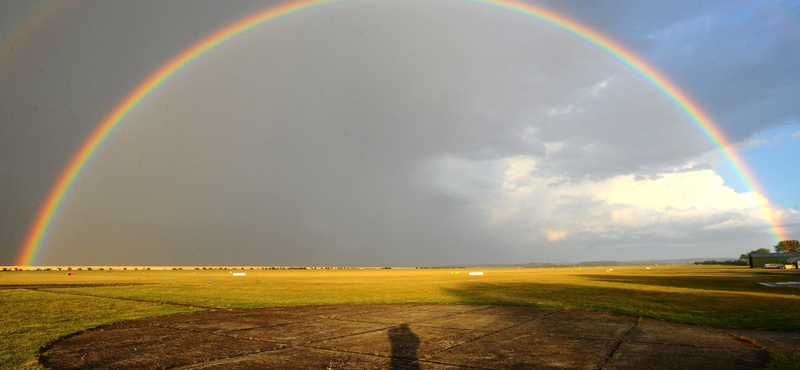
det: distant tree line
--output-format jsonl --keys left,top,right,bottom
{"left": 694, "top": 260, "right": 747, "bottom": 265}
{"left": 735, "top": 240, "right": 800, "bottom": 262}
{"left": 191, "top": 266, "right": 381, "bottom": 270}
{"left": 725, "top": 241, "right": 800, "bottom": 266}
{"left": 740, "top": 248, "right": 772, "bottom": 261}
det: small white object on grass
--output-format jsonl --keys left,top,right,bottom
{"left": 468, "top": 272, "right": 483, "bottom": 276}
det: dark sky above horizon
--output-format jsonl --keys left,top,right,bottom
{"left": 1, "top": 0, "right": 798, "bottom": 266}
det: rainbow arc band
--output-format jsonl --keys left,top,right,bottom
{"left": 16, "top": 0, "right": 786, "bottom": 266}
{"left": 0, "top": 0, "right": 74, "bottom": 74}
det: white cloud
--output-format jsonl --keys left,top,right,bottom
{"left": 543, "top": 142, "right": 565, "bottom": 155}
{"left": 547, "top": 104, "right": 575, "bottom": 116}
{"left": 501, "top": 157, "right": 537, "bottom": 189}
{"left": 428, "top": 155, "right": 781, "bottom": 245}
{"left": 596, "top": 170, "right": 767, "bottom": 211}
{"left": 543, "top": 229, "right": 568, "bottom": 241}
{"left": 588, "top": 77, "right": 613, "bottom": 97}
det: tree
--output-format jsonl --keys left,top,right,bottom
{"left": 775, "top": 240, "right": 800, "bottom": 253}
{"left": 740, "top": 248, "right": 771, "bottom": 261}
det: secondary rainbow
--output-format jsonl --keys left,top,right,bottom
{"left": 0, "top": 0, "right": 73, "bottom": 74}
{"left": 17, "top": 0, "right": 787, "bottom": 265}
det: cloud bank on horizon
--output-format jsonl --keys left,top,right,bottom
{"left": 0, "top": 0, "right": 798, "bottom": 266}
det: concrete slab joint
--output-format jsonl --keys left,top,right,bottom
{"left": 40, "top": 304, "right": 771, "bottom": 370}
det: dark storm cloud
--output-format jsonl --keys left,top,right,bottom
{"left": 1, "top": 0, "right": 798, "bottom": 265}
{"left": 0, "top": 0, "right": 280, "bottom": 263}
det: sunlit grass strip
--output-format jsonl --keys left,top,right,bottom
{"left": 7, "top": 265, "right": 796, "bottom": 329}
{"left": 0, "top": 289, "right": 200, "bottom": 369}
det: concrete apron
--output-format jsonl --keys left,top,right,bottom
{"left": 41, "top": 304, "right": 771, "bottom": 370}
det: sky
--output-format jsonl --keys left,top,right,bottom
{"left": 1, "top": 0, "right": 799, "bottom": 266}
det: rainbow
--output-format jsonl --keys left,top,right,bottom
{"left": 16, "top": 0, "right": 787, "bottom": 265}
{"left": 0, "top": 0, "right": 73, "bottom": 74}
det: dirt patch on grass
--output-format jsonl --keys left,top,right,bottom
{"left": 41, "top": 304, "right": 774, "bottom": 369}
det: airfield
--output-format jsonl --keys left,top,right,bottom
{"left": 3, "top": 265, "right": 800, "bottom": 369}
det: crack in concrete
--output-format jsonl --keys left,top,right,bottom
{"left": 598, "top": 317, "right": 640, "bottom": 370}
{"left": 213, "top": 306, "right": 558, "bottom": 369}
{"left": 41, "top": 304, "right": 771, "bottom": 370}
{"left": 161, "top": 305, "right": 543, "bottom": 369}
{"left": 425, "top": 308, "right": 564, "bottom": 358}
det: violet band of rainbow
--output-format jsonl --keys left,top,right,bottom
{"left": 16, "top": 0, "right": 787, "bottom": 266}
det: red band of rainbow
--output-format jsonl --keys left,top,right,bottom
{"left": 16, "top": 0, "right": 787, "bottom": 266}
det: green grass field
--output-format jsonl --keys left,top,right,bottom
{"left": 2, "top": 265, "right": 800, "bottom": 369}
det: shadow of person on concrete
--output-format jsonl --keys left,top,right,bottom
{"left": 389, "top": 324, "right": 420, "bottom": 369}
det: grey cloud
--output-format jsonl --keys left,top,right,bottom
{"left": 1, "top": 0, "right": 797, "bottom": 265}
{"left": 541, "top": 0, "right": 800, "bottom": 140}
